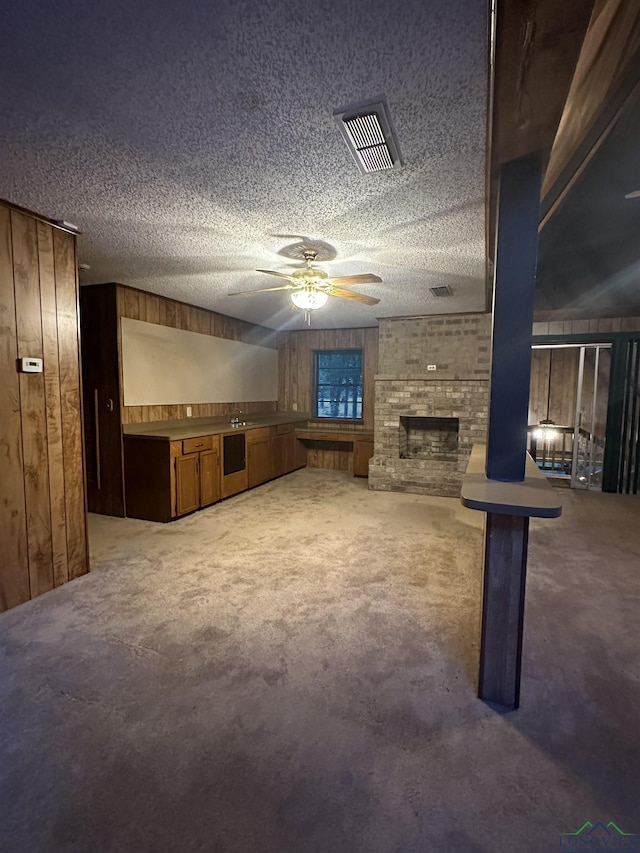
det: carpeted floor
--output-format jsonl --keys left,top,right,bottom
{"left": 1, "top": 469, "right": 638, "bottom": 852}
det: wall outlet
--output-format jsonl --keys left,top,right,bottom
{"left": 186, "top": 406, "right": 192, "bottom": 417}
{"left": 427, "top": 364, "right": 437, "bottom": 371}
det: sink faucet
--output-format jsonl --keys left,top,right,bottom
{"left": 230, "top": 407, "right": 242, "bottom": 425}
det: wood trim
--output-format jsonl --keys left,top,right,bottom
{"left": 37, "top": 221, "right": 69, "bottom": 588}
{"left": 54, "top": 229, "right": 88, "bottom": 580}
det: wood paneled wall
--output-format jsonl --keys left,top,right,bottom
{"left": 0, "top": 201, "right": 88, "bottom": 612}
{"left": 114, "top": 284, "right": 279, "bottom": 424}
{"left": 277, "top": 327, "right": 378, "bottom": 427}
{"left": 277, "top": 327, "right": 378, "bottom": 471}
{"left": 529, "top": 347, "right": 580, "bottom": 426}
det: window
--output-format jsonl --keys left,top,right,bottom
{"left": 314, "top": 349, "right": 363, "bottom": 419}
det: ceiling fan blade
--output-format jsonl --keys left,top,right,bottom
{"left": 228, "top": 285, "right": 293, "bottom": 296}
{"left": 326, "top": 273, "right": 383, "bottom": 287}
{"left": 328, "top": 286, "right": 380, "bottom": 306}
{"left": 256, "top": 269, "right": 294, "bottom": 280}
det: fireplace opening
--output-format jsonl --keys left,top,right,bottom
{"left": 399, "top": 416, "right": 459, "bottom": 460}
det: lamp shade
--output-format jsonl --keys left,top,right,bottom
{"left": 290, "top": 290, "right": 329, "bottom": 310}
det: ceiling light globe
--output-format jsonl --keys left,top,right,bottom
{"left": 291, "top": 290, "right": 329, "bottom": 310}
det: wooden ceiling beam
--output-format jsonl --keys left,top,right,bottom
{"left": 486, "top": 0, "right": 596, "bottom": 302}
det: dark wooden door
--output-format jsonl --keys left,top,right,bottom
{"left": 80, "top": 284, "right": 125, "bottom": 517}
{"left": 200, "top": 447, "right": 220, "bottom": 507}
{"left": 176, "top": 453, "right": 200, "bottom": 515}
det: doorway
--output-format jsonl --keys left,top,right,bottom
{"left": 528, "top": 344, "right": 612, "bottom": 490}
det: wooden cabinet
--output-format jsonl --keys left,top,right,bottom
{"left": 124, "top": 420, "right": 306, "bottom": 522}
{"left": 247, "top": 428, "right": 273, "bottom": 488}
{"left": 353, "top": 438, "right": 374, "bottom": 477}
{"left": 124, "top": 434, "right": 221, "bottom": 521}
{"left": 273, "top": 423, "right": 306, "bottom": 476}
{"left": 200, "top": 447, "right": 221, "bottom": 506}
{"left": 176, "top": 453, "right": 200, "bottom": 515}
{"left": 175, "top": 444, "right": 221, "bottom": 515}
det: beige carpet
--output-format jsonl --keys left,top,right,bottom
{"left": 1, "top": 469, "right": 638, "bottom": 852}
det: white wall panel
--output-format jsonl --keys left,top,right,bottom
{"left": 121, "top": 317, "right": 278, "bottom": 405}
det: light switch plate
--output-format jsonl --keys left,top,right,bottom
{"left": 186, "top": 406, "right": 192, "bottom": 417}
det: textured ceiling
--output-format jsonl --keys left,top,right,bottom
{"left": 0, "top": 0, "right": 488, "bottom": 330}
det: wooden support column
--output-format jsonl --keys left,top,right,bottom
{"left": 479, "top": 513, "right": 529, "bottom": 709}
{"left": 481, "top": 154, "right": 543, "bottom": 709}
{"left": 486, "top": 155, "right": 542, "bottom": 482}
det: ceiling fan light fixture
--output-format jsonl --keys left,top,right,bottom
{"left": 334, "top": 98, "right": 402, "bottom": 174}
{"left": 290, "top": 290, "right": 329, "bottom": 310}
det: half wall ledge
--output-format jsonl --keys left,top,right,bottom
{"left": 460, "top": 444, "right": 562, "bottom": 518}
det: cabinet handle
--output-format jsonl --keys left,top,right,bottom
{"left": 195, "top": 443, "right": 203, "bottom": 447}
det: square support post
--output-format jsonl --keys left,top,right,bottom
{"left": 486, "top": 155, "right": 542, "bottom": 482}
{"left": 479, "top": 154, "right": 542, "bottom": 709}
{"left": 479, "top": 512, "right": 529, "bottom": 708}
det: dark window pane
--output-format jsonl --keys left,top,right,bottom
{"left": 314, "top": 349, "right": 363, "bottom": 420}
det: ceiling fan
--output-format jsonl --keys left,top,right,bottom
{"left": 228, "top": 250, "right": 382, "bottom": 323}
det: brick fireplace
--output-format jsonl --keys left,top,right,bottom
{"left": 369, "top": 314, "right": 491, "bottom": 497}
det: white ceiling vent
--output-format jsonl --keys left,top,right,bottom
{"left": 430, "top": 285, "right": 453, "bottom": 298}
{"left": 334, "top": 98, "right": 402, "bottom": 174}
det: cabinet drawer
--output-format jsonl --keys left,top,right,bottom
{"left": 246, "top": 427, "right": 271, "bottom": 443}
{"left": 183, "top": 435, "right": 213, "bottom": 454}
{"left": 276, "top": 423, "right": 294, "bottom": 435}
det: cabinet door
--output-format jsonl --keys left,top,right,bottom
{"left": 248, "top": 437, "right": 272, "bottom": 488}
{"left": 283, "top": 433, "right": 297, "bottom": 473}
{"left": 353, "top": 439, "right": 374, "bottom": 477}
{"left": 176, "top": 453, "right": 200, "bottom": 516}
{"left": 293, "top": 435, "right": 307, "bottom": 470}
{"left": 272, "top": 434, "right": 286, "bottom": 478}
{"left": 200, "top": 447, "right": 221, "bottom": 507}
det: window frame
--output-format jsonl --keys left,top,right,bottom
{"left": 312, "top": 348, "right": 364, "bottom": 422}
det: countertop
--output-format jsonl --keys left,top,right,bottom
{"left": 123, "top": 412, "right": 309, "bottom": 441}
{"left": 460, "top": 443, "right": 562, "bottom": 518}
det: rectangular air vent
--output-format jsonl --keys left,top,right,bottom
{"left": 430, "top": 285, "right": 453, "bottom": 298}
{"left": 334, "top": 98, "right": 402, "bottom": 174}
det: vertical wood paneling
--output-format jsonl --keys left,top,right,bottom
{"left": 0, "top": 206, "right": 29, "bottom": 610}
{"left": 0, "top": 201, "right": 88, "bottom": 612}
{"left": 37, "top": 222, "right": 69, "bottom": 587}
{"left": 54, "top": 229, "right": 88, "bottom": 580}
{"left": 277, "top": 326, "right": 378, "bottom": 429}
{"left": 529, "top": 347, "right": 579, "bottom": 426}
{"left": 12, "top": 211, "right": 54, "bottom": 598}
